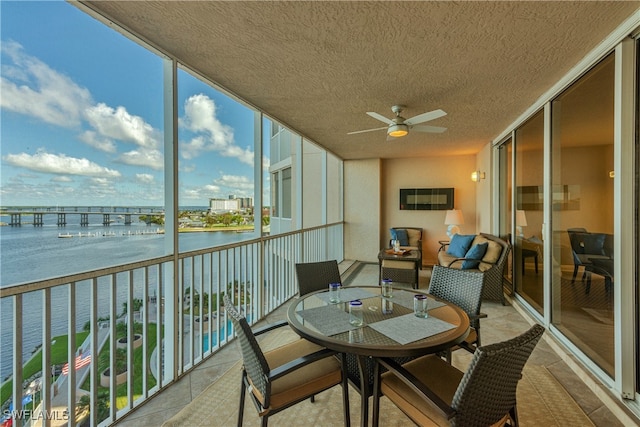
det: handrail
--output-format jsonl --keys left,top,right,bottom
{"left": 0, "top": 222, "right": 344, "bottom": 426}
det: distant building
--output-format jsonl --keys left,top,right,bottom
{"left": 209, "top": 197, "right": 254, "bottom": 213}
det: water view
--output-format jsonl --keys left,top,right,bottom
{"left": 0, "top": 207, "right": 257, "bottom": 381}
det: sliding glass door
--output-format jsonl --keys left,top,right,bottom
{"left": 514, "top": 111, "right": 545, "bottom": 314}
{"left": 550, "top": 53, "right": 615, "bottom": 377}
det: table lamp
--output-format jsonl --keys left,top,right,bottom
{"left": 516, "top": 209, "right": 528, "bottom": 237}
{"left": 444, "top": 209, "right": 464, "bottom": 238}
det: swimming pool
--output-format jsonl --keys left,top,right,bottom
{"left": 201, "top": 315, "right": 251, "bottom": 351}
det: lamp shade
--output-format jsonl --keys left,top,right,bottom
{"left": 444, "top": 209, "right": 464, "bottom": 225}
{"left": 444, "top": 209, "right": 464, "bottom": 238}
{"left": 515, "top": 210, "right": 528, "bottom": 226}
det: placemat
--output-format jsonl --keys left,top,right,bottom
{"left": 368, "top": 313, "right": 456, "bottom": 345}
{"left": 388, "top": 289, "right": 446, "bottom": 311}
{"left": 314, "top": 287, "right": 378, "bottom": 304}
{"left": 297, "top": 305, "right": 358, "bottom": 336}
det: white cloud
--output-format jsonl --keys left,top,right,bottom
{"left": 1, "top": 42, "right": 163, "bottom": 168}
{"left": 180, "top": 136, "right": 208, "bottom": 160}
{"left": 213, "top": 174, "right": 253, "bottom": 191}
{"left": 0, "top": 41, "right": 92, "bottom": 127}
{"left": 84, "top": 103, "right": 160, "bottom": 149}
{"left": 89, "top": 177, "right": 112, "bottom": 187}
{"left": 78, "top": 131, "right": 117, "bottom": 153}
{"left": 117, "top": 149, "right": 164, "bottom": 170}
{"left": 51, "top": 176, "right": 73, "bottom": 183}
{"left": 180, "top": 94, "right": 254, "bottom": 165}
{"left": 136, "top": 173, "right": 154, "bottom": 184}
{"left": 3, "top": 150, "right": 121, "bottom": 178}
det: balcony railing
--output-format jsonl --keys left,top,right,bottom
{"left": 0, "top": 223, "right": 343, "bottom": 426}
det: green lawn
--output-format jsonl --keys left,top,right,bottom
{"left": 1, "top": 331, "right": 89, "bottom": 407}
{"left": 80, "top": 323, "right": 161, "bottom": 424}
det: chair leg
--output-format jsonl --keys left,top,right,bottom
{"left": 372, "top": 359, "right": 381, "bottom": 427}
{"left": 341, "top": 353, "right": 351, "bottom": 427}
{"left": 310, "top": 395, "right": 315, "bottom": 403}
{"left": 508, "top": 405, "right": 519, "bottom": 426}
{"left": 572, "top": 266, "right": 578, "bottom": 283}
{"left": 261, "top": 415, "right": 268, "bottom": 427}
{"left": 238, "top": 371, "right": 247, "bottom": 427}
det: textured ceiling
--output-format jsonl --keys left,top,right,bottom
{"left": 79, "top": 1, "right": 638, "bottom": 160}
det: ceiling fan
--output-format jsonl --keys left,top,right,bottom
{"left": 347, "top": 105, "right": 447, "bottom": 139}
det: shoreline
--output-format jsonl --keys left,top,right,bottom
{"left": 178, "top": 226, "right": 254, "bottom": 233}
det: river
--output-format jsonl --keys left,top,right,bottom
{"left": 0, "top": 211, "right": 257, "bottom": 381}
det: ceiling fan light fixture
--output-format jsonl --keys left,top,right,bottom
{"left": 388, "top": 123, "right": 409, "bottom": 137}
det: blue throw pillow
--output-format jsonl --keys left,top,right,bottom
{"left": 395, "top": 229, "right": 409, "bottom": 246}
{"left": 447, "top": 234, "right": 476, "bottom": 258}
{"left": 390, "top": 228, "right": 398, "bottom": 241}
{"left": 461, "top": 242, "right": 489, "bottom": 269}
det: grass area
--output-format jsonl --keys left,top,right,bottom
{"left": 1, "top": 331, "right": 89, "bottom": 407}
{"left": 80, "top": 323, "right": 161, "bottom": 423}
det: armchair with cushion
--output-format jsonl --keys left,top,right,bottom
{"left": 372, "top": 324, "right": 545, "bottom": 427}
{"left": 568, "top": 229, "right": 614, "bottom": 294}
{"left": 568, "top": 229, "right": 612, "bottom": 282}
{"left": 437, "top": 233, "right": 510, "bottom": 304}
{"left": 223, "top": 294, "right": 350, "bottom": 427}
{"left": 389, "top": 227, "right": 423, "bottom": 268}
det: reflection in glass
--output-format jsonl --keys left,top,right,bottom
{"left": 514, "top": 111, "right": 544, "bottom": 314}
{"left": 551, "top": 53, "right": 615, "bottom": 377}
{"left": 498, "top": 138, "right": 513, "bottom": 291}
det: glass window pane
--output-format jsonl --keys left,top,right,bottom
{"left": 514, "top": 111, "right": 545, "bottom": 314}
{"left": 498, "top": 138, "right": 513, "bottom": 291}
{"left": 551, "top": 53, "right": 615, "bottom": 377}
{"left": 177, "top": 68, "right": 257, "bottom": 250}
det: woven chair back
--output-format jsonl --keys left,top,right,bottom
{"left": 451, "top": 324, "right": 545, "bottom": 426}
{"left": 428, "top": 266, "right": 483, "bottom": 329}
{"left": 295, "top": 260, "right": 341, "bottom": 296}
{"left": 223, "top": 294, "right": 271, "bottom": 407}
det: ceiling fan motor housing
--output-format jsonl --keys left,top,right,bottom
{"left": 388, "top": 121, "right": 409, "bottom": 137}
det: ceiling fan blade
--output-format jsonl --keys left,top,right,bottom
{"left": 405, "top": 109, "right": 447, "bottom": 126}
{"left": 366, "top": 112, "right": 394, "bottom": 124}
{"left": 347, "top": 126, "right": 388, "bottom": 135}
{"left": 411, "top": 125, "right": 448, "bottom": 133}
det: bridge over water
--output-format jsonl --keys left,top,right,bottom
{"left": 0, "top": 206, "right": 165, "bottom": 227}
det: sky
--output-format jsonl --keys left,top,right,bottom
{"left": 1, "top": 1, "right": 266, "bottom": 207}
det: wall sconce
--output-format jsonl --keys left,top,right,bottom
{"left": 471, "top": 171, "right": 485, "bottom": 182}
{"left": 444, "top": 209, "right": 464, "bottom": 238}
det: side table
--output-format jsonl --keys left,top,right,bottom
{"left": 377, "top": 249, "right": 421, "bottom": 289}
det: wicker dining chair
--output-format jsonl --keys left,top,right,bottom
{"left": 223, "top": 294, "right": 350, "bottom": 427}
{"left": 428, "top": 265, "right": 487, "bottom": 362}
{"left": 295, "top": 260, "right": 342, "bottom": 296}
{"left": 372, "top": 324, "right": 545, "bottom": 427}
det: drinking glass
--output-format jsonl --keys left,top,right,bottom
{"left": 349, "top": 328, "right": 364, "bottom": 343}
{"left": 382, "top": 298, "right": 394, "bottom": 314}
{"left": 328, "top": 282, "right": 341, "bottom": 303}
{"left": 381, "top": 278, "right": 393, "bottom": 298}
{"left": 392, "top": 239, "right": 400, "bottom": 252}
{"left": 413, "top": 294, "right": 429, "bottom": 318}
{"left": 349, "top": 300, "right": 364, "bottom": 326}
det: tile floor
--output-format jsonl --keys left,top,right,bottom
{"left": 114, "top": 261, "right": 639, "bottom": 426}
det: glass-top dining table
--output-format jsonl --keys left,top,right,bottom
{"left": 287, "top": 286, "right": 470, "bottom": 426}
